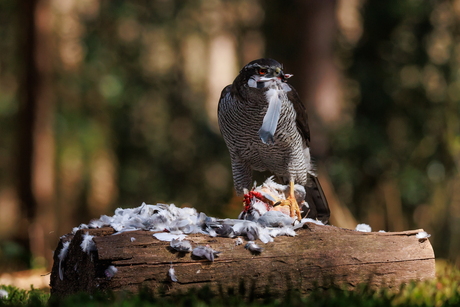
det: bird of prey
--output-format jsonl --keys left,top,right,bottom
{"left": 218, "top": 58, "right": 330, "bottom": 223}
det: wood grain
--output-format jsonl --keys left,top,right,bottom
{"left": 50, "top": 223, "right": 435, "bottom": 297}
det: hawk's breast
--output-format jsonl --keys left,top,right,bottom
{"left": 218, "top": 84, "right": 308, "bottom": 184}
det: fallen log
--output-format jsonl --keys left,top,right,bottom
{"left": 50, "top": 223, "right": 435, "bottom": 297}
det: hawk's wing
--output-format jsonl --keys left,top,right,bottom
{"left": 286, "top": 83, "right": 330, "bottom": 224}
{"left": 218, "top": 84, "right": 253, "bottom": 196}
{"left": 217, "top": 85, "right": 232, "bottom": 115}
{"left": 286, "top": 84, "right": 310, "bottom": 147}
{"left": 305, "top": 174, "right": 330, "bottom": 224}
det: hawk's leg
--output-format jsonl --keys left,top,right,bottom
{"left": 278, "top": 181, "right": 302, "bottom": 220}
{"left": 231, "top": 158, "right": 252, "bottom": 197}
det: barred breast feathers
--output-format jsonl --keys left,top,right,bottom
{"left": 218, "top": 77, "right": 312, "bottom": 188}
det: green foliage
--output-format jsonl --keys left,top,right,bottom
{"left": 1, "top": 264, "right": 459, "bottom": 307}
{"left": 51, "top": 0, "right": 239, "bottom": 220}
{"left": 0, "top": 285, "right": 49, "bottom": 306}
{"left": 328, "top": 0, "right": 460, "bottom": 261}
{"left": 332, "top": 0, "right": 446, "bottom": 215}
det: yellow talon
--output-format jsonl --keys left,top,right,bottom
{"left": 274, "top": 181, "right": 301, "bottom": 220}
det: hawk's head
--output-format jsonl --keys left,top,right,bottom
{"left": 235, "top": 58, "right": 292, "bottom": 90}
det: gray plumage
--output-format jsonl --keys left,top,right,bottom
{"left": 170, "top": 239, "right": 192, "bottom": 253}
{"left": 215, "top": 224, "right": 235, "bottom": 237}
{"left": 104, "top": 265, "right": 118, "bottom": 280}
{"left": 245, "top": 241, "right": 263, "bottom": 254}
{"left": 192, "top": 245, "right": 221, "bottom": 262}
{"left": 218, "top": 58, "right": 330, "bottom": 223}
{"left": 257, "top": 211, "right": 293, "bottom": 228}
{"left": 232, "top": 220, "right": 260, "bottom": 241}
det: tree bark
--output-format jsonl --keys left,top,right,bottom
{"left": 50, "top": 223, "right": 435, "bottom": 297}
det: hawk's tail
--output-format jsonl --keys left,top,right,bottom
{"left": 302, "top": 174, "right": 330, "bottom": 224}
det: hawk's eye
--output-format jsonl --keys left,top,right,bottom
{"left": 259, "top": 68, "right": 267, "bottom": 75}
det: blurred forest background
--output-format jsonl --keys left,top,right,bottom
{"left": 0, "top": 0, "right": 459, "bottom": 274}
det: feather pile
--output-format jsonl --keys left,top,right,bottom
{"left": 70, "top": 178, "right": 325, "bottom": 248}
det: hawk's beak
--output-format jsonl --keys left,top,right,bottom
{"left": 282, "top": 73, "right": 293, "bottom": 82}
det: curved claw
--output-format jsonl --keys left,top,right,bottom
{"left": 277, "top": 181, "right": 302, "bottom": 221}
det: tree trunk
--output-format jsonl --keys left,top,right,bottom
{"left": 50, "top": 223, "right": 435, "bottom": 297}
{"left": 16, "top": 0, "right": 39, "bottom": 262}
{"left": 16, "top": 0, "right": 56, "bottom": 268}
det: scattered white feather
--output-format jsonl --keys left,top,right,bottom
{"left": 416, "top": 231, "right": 431, "bottom": 239}
{"left": 104, "top": 265, "right": 117, "bottom": 280}
{"left": 72, "top": 224, "right": 88, "bottom": 234}
{"left": 293, "top": 218, "right": 324, "bottom": 230}
{"left": 169, "top": 264, "right": 177, "bottom": 282}
{"left": 0, "top": 289, "right": 8, "bottom": 299}
{"left": 58, "top": 241, "right": 71, "bottom": 281}
{"left": 88, "top": 218, "right": 107, "bottom": 229}
{"left": 235, "top": 237, "right": 244, "bottom": 246}
{"left": 379, "top": 230, "right": 386, "bottom": 233}
{"left": 130, "top": 237, "right": 136, "bottom": 242}
{"left": 153, "top": 232, "right": 187, "bottom": 242}
{"left": 80, "top": 232, "right": 96, "bottom": 255}
{"left": 257, "top": 227, "right": 273, "bottom": 243}
{"left": 269, "top": 226, "right": 296, "bottom": 237}
{"left": 170, "top": 238, "right": 192, "bottom": 252}
{"left": 355, "top": 224, "right": 372, "bottom": 232}
{"left": 206, "top": 227, "right": 217, "bottom": 237}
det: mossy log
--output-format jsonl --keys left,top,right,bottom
{"left": 50, "top": 223, "right": 435, "bottom": 297}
